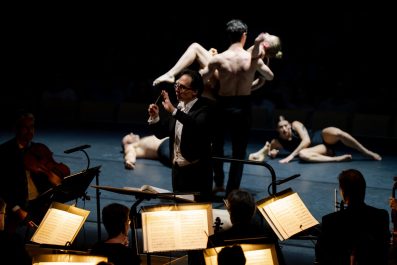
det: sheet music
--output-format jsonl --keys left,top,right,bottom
{"left": 31, "top": 208, "right": 84, "bottom": 245}
{"left": 204, "top": 245, "right": 278, "bottom": 265}
{"left": 244, "top": 249, "right": 275, "bottom": 265}
{"left": 142, "top": 209, "right": 209, "bottom": 252}
{"left": 262, "top": 192, "right": 319, "bottom": 240}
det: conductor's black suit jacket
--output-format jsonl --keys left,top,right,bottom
{"left": 149, "top": 97, "right": 215, "bottom": 200}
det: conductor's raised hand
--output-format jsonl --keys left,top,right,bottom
{"left": 161, "top": 90, "right": 176, "bottom": 113}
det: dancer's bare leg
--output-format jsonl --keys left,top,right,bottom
{"left": 122, "top": 133, "right": 141, "bottom": 169}
{"left": 153, "top": 43, "right": 213, "bottom": 86}
{"left": 248, "top": 141, "right": 270, "bottom": 161}
{"left": 298, "top": 144, "right": 352, "bottom": 162}
{"left": 322, "top": 127, "right": 382, "bottom": 160}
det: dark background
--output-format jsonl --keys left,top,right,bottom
{"left": 3, "top": 3, "right": 396, "bottom": 116}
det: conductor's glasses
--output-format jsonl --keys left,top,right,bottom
{"left": 174, "top": 82, "right": 193, "bottom": 91}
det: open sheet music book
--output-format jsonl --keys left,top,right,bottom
{"left": 30, "top": 202, "right": 90, "bottom": 246}
{"left": 141, "top": 203, "right": 213, "bottom": 253}
{"left": 256, "top": 188, "right": 319, "bottom": 241}
{"left": 124, "top": 184, "right": 195, "bottom": 202}
{"left": 204, "top": 244, "right": 279, "bottom": 265}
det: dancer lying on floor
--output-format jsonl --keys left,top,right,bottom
{"left": 122, "top": 133, "right": 170, "bottom": 169}
{"left": 248, "top": 116, "right": 382, "bottom": 163}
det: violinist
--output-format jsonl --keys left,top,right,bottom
{"left": 0, "top": 111, "right": 70, "bottom": 235}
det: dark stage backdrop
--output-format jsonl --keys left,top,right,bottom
{"left": 3, "top": 3, "right": 396, "bottom": 116}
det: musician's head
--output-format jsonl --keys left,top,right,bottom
{"left": 338, "top": 169, "right": 366, "bottom": 206}
{"left": 226, "top": 189, "right": 256, "bottom": 225}
{"left": 102, "top": 203, "right": 130, "bottom": 238}
{"left": 218, "top": 245, "right": 246, "bottom": 265}
{"left": 14, "top": 110, "right": 35, "bottom": 146}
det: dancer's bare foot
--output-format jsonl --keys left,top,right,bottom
{"left": 124, "top": 160, "right": 135, "bottom": 170}
{"left": 123, "top": 138, "right": 137, "bottom": 170}
{"left": 248, "top": 142, "right": 270, "bottom": 162}
{"left": 248, "top": 152, "right": 266, "bottom": 162}
{"left": 366, "top": 151, "right": 382, "bottom": 161}
{"left": 153, "top": 73, "right": 175, "bottom": 86}
{"left": 124, "top": 147, "right": 136, "bottom": 170}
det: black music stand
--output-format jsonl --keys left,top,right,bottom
{"left": 92, "top": 185, "right": 197, "bottom": 265}
{"left": 52, "top": 166, "right": 101, "bottom": 203}
{"left": 35, "top": 166, "right": 102, "bottom": 241}
{"left": 64, "top": 145, "right": 102, "bottom": 241}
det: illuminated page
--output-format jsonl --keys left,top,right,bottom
{"left": 256, "top": 197, "right": 284, "bottom": 241}
{"left": 142, "top": 209, "right": 209, "bottom": 252}
{"left": 31, "top": 208, "right": 85, "bottom": 245}
{"left": 204, "top": 244, "right": 278, "bottom": 265}
{"left": 245, "top": 249, "right": 275, "bottom": 265}
{"left": 262, "top": 192, "right": 319, "bottom": 240}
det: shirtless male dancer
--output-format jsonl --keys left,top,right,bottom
{"left": 201, "top": 19, "right": 278, "bottom": 195}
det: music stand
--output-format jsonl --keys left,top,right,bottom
{"left": 92, "top": 185, "right": 198, "bottom": 265}
{"left": 34, "top": 166, "right": 102, "bottom": 241}
{"left": 64, "top": 145, "right": 103, "bottom": 241}
{"left": 52, "top": 166, "right": 101, "bottom": 203}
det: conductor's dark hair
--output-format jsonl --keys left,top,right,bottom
{"left": 177, "top": 68, "right": 204, "bottom": 96}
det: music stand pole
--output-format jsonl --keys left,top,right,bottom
{"left": 94, "top": 169, "right": 101, "bottom": 241}
{"left": 64, "top": 145, "right": 100, "bottom": 240}
{"left": 129, "top": 198, "right": 150, "bottom": 265}
{"left": 79, "top": 149, "right": 101, "bottom": 241}
{"left": 78, "top": 149, "right": 101, "bottom": 241}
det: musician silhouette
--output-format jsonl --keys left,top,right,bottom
{"left": 0, "top": 111, "right": 70, "bottom": 235}
{"left": 315, "top": 169, "right": 391, "bottom": 265}
{"left": 208, "top": 189, "right": 285, "bottom": 265}
{"left": 217, "top": 245, "right": 246, "bottom": 265}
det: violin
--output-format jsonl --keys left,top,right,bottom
{"left": 24, "top": 142, "right": 70, "bottom": 186}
